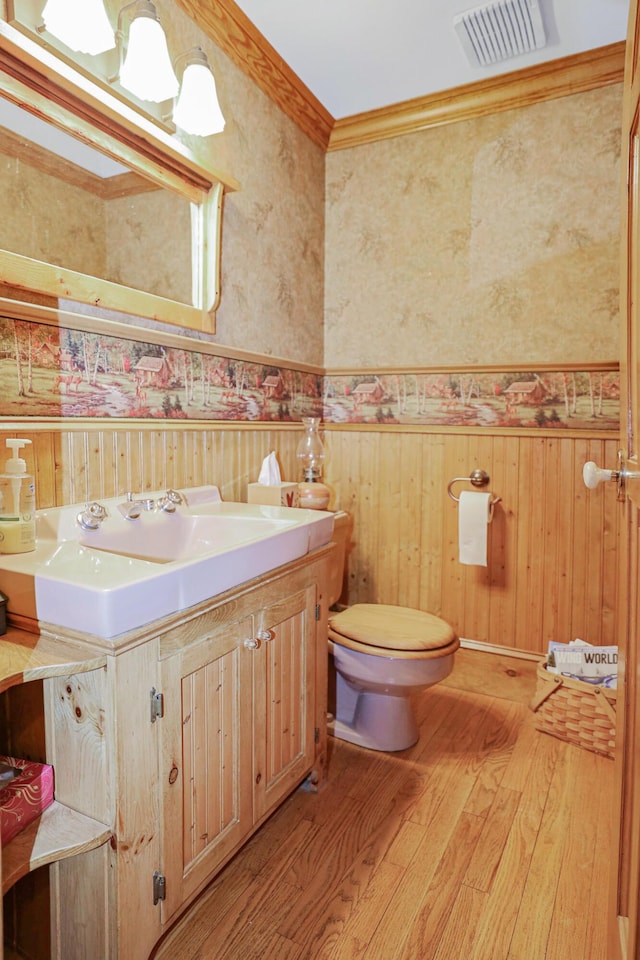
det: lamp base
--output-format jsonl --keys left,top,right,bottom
{"left": 298, "top": 481, "right": 330, "bottom": 510}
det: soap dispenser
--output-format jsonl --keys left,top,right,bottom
{"left": 0, "top": 438, "right": 36, "bottom": 554}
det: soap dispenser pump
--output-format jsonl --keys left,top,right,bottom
{"left": 0, "top": 438, "right": 36, "bottom": 554}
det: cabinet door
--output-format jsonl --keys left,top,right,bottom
{"left": 253, "top": 585, "right": 317, "bottom": 822}
{"left": 159, "top": 617, "right": 253, "bottom": 922}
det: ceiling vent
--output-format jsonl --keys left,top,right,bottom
{"left": 454, "top": 0, "right": 547, "bottom": 67}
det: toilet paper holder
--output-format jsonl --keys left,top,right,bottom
{"left": 447, "top": 469, "right": 501, "bottom": 512}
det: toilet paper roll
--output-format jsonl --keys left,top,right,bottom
{"left": 458, "top": 491, "right": 492, "bottom": 566}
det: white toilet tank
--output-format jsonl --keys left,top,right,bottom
{"left": 328, "top": 511, "right": 353, "bottom": 608}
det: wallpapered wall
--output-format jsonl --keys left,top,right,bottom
{"left": 0, "top": 2, "right": 621, "bottom": 376}
{"left": 324, "top": 84, "right": 623, "bottom": 369}
{"left": 95, "top": 0, "right": 326, "bottom": 367}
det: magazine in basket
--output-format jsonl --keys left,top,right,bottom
{"left": 546, "top": 640, "right": 618, "bottom": 689}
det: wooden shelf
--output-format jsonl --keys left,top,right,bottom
{"left": 2, "top": 800, "right": 110, "bottom": 895}
{"left": 1, "top": 627, "right": 110, "bottom": 916}
{"left": 0, "top": 627, "right": 106, "bottom": 695}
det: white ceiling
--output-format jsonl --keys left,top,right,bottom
{"left": 233, "top": 0, "right": 630, "bottom": 118}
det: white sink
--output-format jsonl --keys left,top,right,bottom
{"left": 79, "top": 511, "right": 300, "bottom": 564}
{"left": 0, "top": 486, "right": 334, "bottom": 640}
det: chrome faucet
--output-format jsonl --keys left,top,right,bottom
{"left": 118, "top": 489, "right": 184, "bottom": 520}
{"left": 119, "top": 492, "right": 156, "bottom": 521}
{"left": 77, "top": 501, "right": 108, "bottom": 530}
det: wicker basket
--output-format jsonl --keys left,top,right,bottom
{"left": 530, "top": 661, "right": 616, "bottom": 759}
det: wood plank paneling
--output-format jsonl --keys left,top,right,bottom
{"left": 1, "top": 425, "right": 619, "bottom": 656}
{"left": 323, "top": 428, "right": 620, "bottom": 655}
{"left": 419, "top": 432, "right": 446, "bottom": 616}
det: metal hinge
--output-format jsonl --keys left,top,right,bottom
{"left": 150, "top": 688, "right": 164, "bottom": 723}
{"left": 152, "top": 870, "right": 166, "bottom": 905}
{"left": 314, "top": 726, "right": 320, "bottom": 744}
{"left": 315, "top": 603, "right": 321, "bottom": 621}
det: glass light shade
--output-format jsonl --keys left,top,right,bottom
{"left": 119, "top": 12, "right": 179, "bottom": 102}
{"left": 42, "top": 0, "right": 115, "bottom": 55}
{"left": 296, "top": 417, "right": 326, "bottom": 482}
{"left": 174, "top": 52, "right": 225, "bottom": 137}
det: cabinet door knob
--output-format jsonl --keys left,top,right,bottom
{"left": 244, "top": 638, "right": 261, "bottom": 650}
{"left": 256, "top": 629, "right": 275, "bottom": 642}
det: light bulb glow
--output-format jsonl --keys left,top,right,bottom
{"left": 42, "top": 0, "right": 115, "bottom": 55}
{"left": 119, "top": 15, "right": 178, "bottom": 102}
{"left": 174, "top": 56, "right": 225, "bottom": 137}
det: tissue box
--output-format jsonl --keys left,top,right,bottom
{"left": 247, "top": 482, "right": 299, "bottom": 508}
{"left": 0, "top": 756, "right": 55, "bottom": 845}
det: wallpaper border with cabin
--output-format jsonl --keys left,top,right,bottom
{"left": 0, "top": 315, "right": 619, "bottom": 430}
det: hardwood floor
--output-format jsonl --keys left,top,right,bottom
{"left": 153, "top": 662, "right": 614, "bottom": 960}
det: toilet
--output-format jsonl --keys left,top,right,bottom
{"left": 327, "top": 512, "right": 459, "bottom": 752}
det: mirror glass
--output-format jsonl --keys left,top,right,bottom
{"left": 0, "top": 98, "right": 194, "bottom": 305}
{"left": 0, "top": 34, "right": 235, "bottom": 334}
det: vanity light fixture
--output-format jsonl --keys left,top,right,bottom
{"left": 173, "top": 48, "right": 225, "bottom": 137}
{"left": 9, "top": 0, "right": 226, "bottom": 137}
{"left": 41, "top": 0, "right": 115, "bottom": 55}
{"left": 117, "top": 0, "right": 179, "bottom": 103}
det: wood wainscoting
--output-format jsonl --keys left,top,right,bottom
{"left": 3, "top": 424, "right": 619, "bottom": 658}
{"left": 12, "top": 425, "right": 304, "bottom": 509}
{"left": 323, "top": 428, "right": 620, "bottom": 657}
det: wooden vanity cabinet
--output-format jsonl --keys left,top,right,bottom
{"left": 252, "top": 582, "right": 318, "bottom": 822}
{"left": 157, "top": 556, "right": 327, "bottom": 928}
{"left": 1, "top": 545, "right": 331, "bottom": 960}
{"left": 158, "top": 614, "right": 254, "bottom": 921}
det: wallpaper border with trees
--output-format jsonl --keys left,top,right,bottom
{"left": 0, "top": 315, "right": 619, "bottom": 430}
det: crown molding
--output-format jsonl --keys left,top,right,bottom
{"left": 173, "top": 0, "right": 334, "bottom": 150}
{"left": 174, "top": 2, "right": 625, "bottom": 153}
{"left": 328, "top": 42, "right": 626, "bottom": 151}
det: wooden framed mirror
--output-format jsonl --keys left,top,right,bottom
{"left": 0, "top": 19, "right": 238, "bottom": 334}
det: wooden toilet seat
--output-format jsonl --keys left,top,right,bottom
{"left": 328, "top": 603, "right": 459, "bottom": 660}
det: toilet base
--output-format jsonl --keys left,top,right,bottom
{"left": 329, "top": 690, "right": 419, "bottom": 752}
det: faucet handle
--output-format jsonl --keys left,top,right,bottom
{"left": 77, "top": 501, "right": 108, "bottom": 530}
{"left": 157, "top": 489, "right": 184, "bottom": 513}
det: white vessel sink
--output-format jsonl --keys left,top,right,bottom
{"left": 0, "top": 486, "right": 334, "bottom": 641}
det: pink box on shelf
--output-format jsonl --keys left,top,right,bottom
{"left": 0, "top": 756, "right": 55, "bottom": 845}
